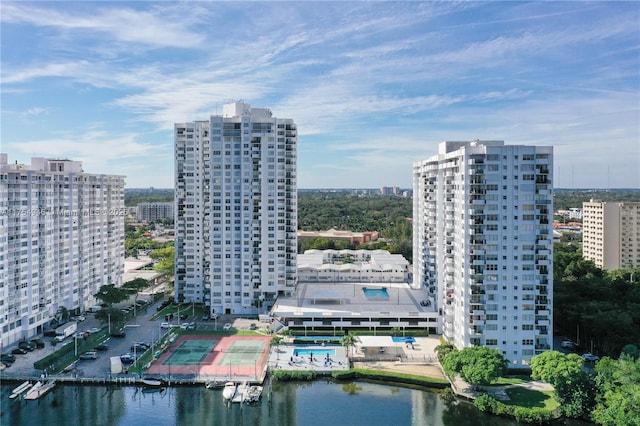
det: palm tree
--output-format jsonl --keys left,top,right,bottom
{"left": 341, "top": 333, "right": 356, "bottom": 358}
{"left": 271, "top": 335, "right": 283, "bottom": 360}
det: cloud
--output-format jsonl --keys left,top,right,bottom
{"left": 1, "top": 2, "right": 205, "bottom": 48}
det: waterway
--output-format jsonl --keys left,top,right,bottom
{"left": 1, "top": 379, "right": 588, "bottom": 426}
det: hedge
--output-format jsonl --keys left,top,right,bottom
{"left": 474, "top": 394, "right": 553, "bottom": 424}
{"left": 332, "top": 368, "right": 449, "bottom": 389}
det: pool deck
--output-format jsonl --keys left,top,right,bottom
{"left": 267, "top": 344, "right": 350, "bottom": 373}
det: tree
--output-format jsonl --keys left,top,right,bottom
{"left": 434, "top": 342, "right": 457, "bottom": 362}
{"left": 122, "top": 278, "right": 149, "bottom": 293}
{"left": 593, "top": 355, "right": 640, "bottom": 425}
{"left": 150, "top": 246, "right": 175, "bottom": 278}
{"left": 531, "top": 350, "right": 594, "bottom": 418}
{"left": 95, "top": 307, "right": 125, "bottom": 327}
{"left": 342, "top": 333, "right": 356, "bottom": 357}
{"left": 94, "top": 284, "right": 129, "bottom": 306}
{"left": 440, "top": 346, "right": 507, "bottom": 386}
{"left": 271, "top": 335, "right": 283, "bottom": 360}
{"left": 531, "top": 350, "right": 584, "bottom": 386}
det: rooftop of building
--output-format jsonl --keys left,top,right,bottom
{"left": 271, "top": 281, "right": 435, "bottom": 319}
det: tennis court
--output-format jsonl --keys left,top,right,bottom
{"left": 216, "top": 340, "right": 267, "bottom": 367}
{"left": 162, "top": 339, "right": 218, "bottom": 366}
{"left": 145, "top": 334, "right": 270, "bottom": 382}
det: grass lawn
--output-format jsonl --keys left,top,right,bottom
{"left": 489, "top": 375, "right": 532, "bottom": 386}
{"left": 504, "top": 387, "right": 559, "bottom": 411}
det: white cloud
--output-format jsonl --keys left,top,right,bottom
{"left": 1, "top": 3, "right": 205, "bottom": 48}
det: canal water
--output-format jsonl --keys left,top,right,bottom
{"left": 1, "top": 379, "right": 589, "bottom": 426}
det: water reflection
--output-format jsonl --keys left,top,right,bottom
{"left": 0, "top": 379, "right": 532, "bottom": 426}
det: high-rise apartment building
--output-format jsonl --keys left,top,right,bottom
{"left": 413, "top": 141, "right": 553, "bottom": 368}
{"left": 136, "top": 202, "right": 174, "bottom": 222}
{"left": 582, "top": 200, "right": 640, "bottom": 270}
{"left": 0, "top": 154, "right": 125, "bottom": 346}
{"left": 174, "top": 102, "right": 297, "bottom": 316}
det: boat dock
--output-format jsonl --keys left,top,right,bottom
{"left": 24, "top": 380, "right": 56, "bottom": 400}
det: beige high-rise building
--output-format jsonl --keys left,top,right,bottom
{"left": 582, "top": 200, "right": 640, "bottom": 270}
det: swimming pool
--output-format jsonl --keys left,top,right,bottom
{"left": 362, "top": 287, "right": 389, "bottom": 300}
{"left": 293, "top": 348, "right": 336, "bottom": 357}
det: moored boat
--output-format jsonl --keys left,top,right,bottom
{"left": 25, "top": 380, "right": 55, "bottom": 400}
{"left": 9, "top": 381, "right": 32, "bottom": 400}
{"left": 246, "top": 385, "right": 263, "bottom": 403}
{"left": 141, "top": 378, "right": 164, "bottom": 387}
{"left": 205, "top": 380, "right": 225, "bottom": 390}
{"left": 222, "top": 382, "right": 236, "bottom": 401}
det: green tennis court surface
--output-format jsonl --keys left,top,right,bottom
{"left": 216, "top": 340, "right": 267, "bottom": 366}
{"left": 162, "top": 339, "right": 218, "bottom": 365}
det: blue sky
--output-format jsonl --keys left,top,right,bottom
{"left": 1, "top": 1, "right": 638, "bottom": 189}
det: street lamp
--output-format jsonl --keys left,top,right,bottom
{"left": 108, "top": 313, "right": 111, "bottom": 335}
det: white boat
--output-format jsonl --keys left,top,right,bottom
{"left": 205, "top": 380, "right": 225, "bottom": 390}
{"left": 141, "top": 378, "right": 164, "bottom": 387}
{"left": 9, "top": 381, "right": 32, "bottom": 400}
{"left": 25, "top": 380, "right": 55, "bottom": 400}
{"left": 232, "top": 382, "right": 248, "bottom": 403}
{"left": 23, "top": 381, "right": 42, "bottom": 400}
{"left": 222, "top": 382, "right": 236, "bottom": 401}
{"left": 246, "top": 385, "right": 263, "bottom": 403}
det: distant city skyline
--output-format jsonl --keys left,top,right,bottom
{"left": 2, "top": 2, "right": 638, "bottom": 189}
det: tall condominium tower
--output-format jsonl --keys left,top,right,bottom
{"left": 413, "top": 141, "right": 553, "bottom": 368}
{"left": 174, "top": 101, "right": 297, "bottom": 316}
{"left": 0, "top": 154, "right": 125, "bottom": 346}
{"left": 582, "top": 200, "right": 640, "bottom": 270}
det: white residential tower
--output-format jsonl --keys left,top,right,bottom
{"left": 0, "top": 155, "right": 125, "bottom": 346}
{"left": 413, "top": 141, "right": 553, "bottom": 368}
{"left": 174, "top": 102, "right": 297, "bottom": 315}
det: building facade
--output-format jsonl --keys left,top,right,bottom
{"left": 413, "top": 141, "right": 553, "bottom": 368}
{"left": 136, "top": 202, "right": 174, "bottom": 222}
{"left": 0, "top": 154, "right": 125, "bottom": 346}
{"left": 174, "top": 102, "right": 297, "bottom": 315}
{"left": 582, "top": 200, "right": 640, "bottom": 270}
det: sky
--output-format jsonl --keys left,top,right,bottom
{"left": 1, "top": 1, "right": 638, "bottom": 189}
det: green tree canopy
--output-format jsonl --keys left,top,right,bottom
{"left": 94, "top": 284, "right": 129, "bottom": 306}
{"left": 593, "top": 355, "right": 640, "bottom": 425}
{"left": 94, "top": 306, "right": 125, "bottom": 326}
{"left": 530, "top": 350, "right": 584, "bottom": 387}
{"left": 441, "top": 346, "right": 507, "bottom": 386}
{"left": 150, "top": 246, "right": 175, "bottom": 278}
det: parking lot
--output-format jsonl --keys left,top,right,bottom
{"left": 1, "top": 296, "right": 269, "bottom": 380}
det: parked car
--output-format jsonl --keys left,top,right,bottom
{"left": 201, "top": 315, "right": 210, "bottom": 321}
{"left": 223, "top": 323, "right": 232, "bottom": 330}
{"left": 561, "top": 340, "right": 576, "bottom": 349}
{"left": 110, "top": 330, "right": 126, "bottom": 338}
{"left": 161, "top": 322, "right": 171, "bottom": 329}
{"left": 30, "top": 338, "right": 45, "bottom": 349}
{"left": 249, "top": 323, "right": 257, "bottom": 330}
{"left": 18, "top": 341, "right": 36, "bottom": 351}
{"left": 1, "top": 353, "right": 16, "bottom": 363}
{"left": 131, "top": 344, "right": 148, "bottom": 352}
{"left": 582, "top": 353, "right": 600, "bottom": 362}
{"left": 95, "top": 343, "right": 109, "bottom": 351}
{"left": 87, "top": 327, "right": 101, "bottom": 334}
{"left": 120, "top": 353, "right": 136, "bottom": 364}
{"left": 133, "top": 342, "right": 150, "bottom": 349}
{"left": 180, "top": 314, "right": 188, "bottom": 320}
{"left": 12, "top": 348, "right": 28, "bottom": 355}
{"left": 187, "top": 322, "right": 196, "bottom": 330}
{"left": 79, "top": 351, "right": 98, "bottom": 360}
